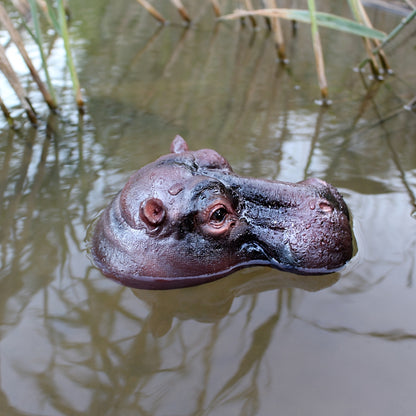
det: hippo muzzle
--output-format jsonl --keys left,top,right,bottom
{"left": 91, "top": 135, "right": 353, "bottom": 289}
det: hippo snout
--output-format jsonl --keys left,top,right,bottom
{"left": 222, "top": 174, "right": 352, "bottom": 275}
{"left": 90, "top": 135, "right": 353, "bottom": 289}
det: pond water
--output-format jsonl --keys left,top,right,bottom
{"left": 1, "top": 1, "right": 416, "bottom": 415}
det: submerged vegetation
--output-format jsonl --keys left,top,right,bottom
{"left": 0, "top": 0, "right": 415, "bottom": 125}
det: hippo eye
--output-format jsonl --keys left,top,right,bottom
{"left": 210, "top": 207, "right": 227, "bottom": 223}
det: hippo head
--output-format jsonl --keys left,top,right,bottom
{"left": 91, "top": 135, "right": 353, "bottom": 289}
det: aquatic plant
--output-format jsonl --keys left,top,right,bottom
{"left": 136, "top": 0, "right": 415, "bottom": 106}
{"left": 219, "top": 1, "right": 412, "bottom": 105}
{"left": 0, "top": 0, "right": 83, "bottom": 126}
{"left": 1, "top": 1, "right": 414, "bottom": 125}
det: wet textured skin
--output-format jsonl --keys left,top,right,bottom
{"left": 91, "top": 135, "right": 353, "bottom": 289}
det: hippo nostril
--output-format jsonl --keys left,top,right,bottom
{"left": 319, "top": 201, "right": 333, "bottom": 213}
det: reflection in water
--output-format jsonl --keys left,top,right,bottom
{"left": 1, "top": 1, "right": 416, "bottom": 415}
{"left": 134, "top": 270, "right": 340, "bottom": 334}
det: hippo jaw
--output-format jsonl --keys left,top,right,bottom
{"left": 91, "top": 135, "right": 353, "bottom": 289}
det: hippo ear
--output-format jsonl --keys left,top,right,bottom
{"left": 170, "top": 135, "right": 189, "bottom": 154}
{"left": 140, "top": 198, "right": 166, "bottom": 228}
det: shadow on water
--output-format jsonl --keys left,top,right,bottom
{"left": 1, "top": 0, "right": 416, "bottom": 415}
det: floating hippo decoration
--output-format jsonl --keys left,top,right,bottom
{"left": 91, "top": 135, "right": 353, "bottom": 289}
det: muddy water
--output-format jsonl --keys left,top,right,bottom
{"left": 1, "top": 1, "right": 416, "bottom": 415}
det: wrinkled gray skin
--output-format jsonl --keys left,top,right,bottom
{"left": 91, "top": 136, "right": 353, "bottom": 289}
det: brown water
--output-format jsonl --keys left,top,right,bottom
{"left": 1, "top": 1, "right": 416, "bottom": 415}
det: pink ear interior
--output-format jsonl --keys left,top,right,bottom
{"left": 140, "top": 198, "right": 166, "bottom": 227}
{"left": 170, "top": 135, "right": 189, "bottom": 153}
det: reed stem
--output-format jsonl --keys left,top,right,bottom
{"left": 170, "top": 0, "right": 191, "bottom": 23}
{"left": 57, "top": 0, "right": 84, "bottom": 111}
{"left": 136, "top": 0, "right": 166, "bottom": 24}
{"left": 244, "top": 0, "right": 257, "bottom": 27}
{"left": 308, "top": 0, "right": 329, "bottom": 103}
{"left": 210, "top": 0, "right": 221, "bottom": 17}
{"left": 0, "top": 94, "right": 14, "bottom": 127}
{"left": 27, "top": 0, "right": 58, "bottom": 106}
{"left": 359, "top": 8, "right": 416, "bottom": 69}
{"left": 348, "top": 0, "right": 381, "bottom": 77}
{"left": 0, "top": 42, "right": 37, "bottom": 124}
{"left": 0, "top": 3, "right": 57, "bottom": 110}
{"left": 264, "top": 0, "right": 286, "bottom": 61}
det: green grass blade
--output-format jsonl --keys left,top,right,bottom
{"left": 347, "top": 0, "right": 361, "bottom": 22}
{"left": 369, "top": 8, "right": 416, "bottom": 55}
{"left": 57, "top": 0, "right": 84, "bottom": 110}
{"left": 358, "top": 7, "right": 416, "bottom": 69}
{"left": 27, "top": 0, "right": 57, "bottom": 104}
{"left": 220, "top": 8, "right": 387, "bottom": 40}
{"left": 44, "top": 0, "right": 62, "bottom": 35}
{"left": 0, "top": 3, "right": 57, "bottom": 109}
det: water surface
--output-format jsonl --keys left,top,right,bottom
{"left": 1, "top": 1, "right": 416, "bottom": 415}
